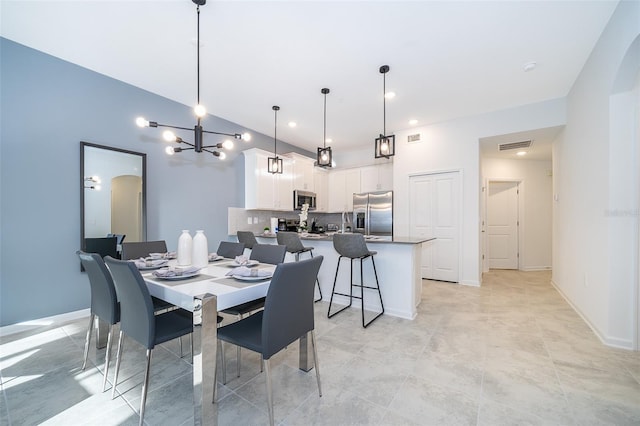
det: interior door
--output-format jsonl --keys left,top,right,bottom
{"left": 409, "top": 172, "right": 460, "bottom": 282}
{"left": 487, "top": 181, "right": 519, "bottom": 269}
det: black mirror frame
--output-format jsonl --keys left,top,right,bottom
{"left": 80, "top": 141, "right": 147, "bottom": 257}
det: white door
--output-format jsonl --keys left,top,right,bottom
{"left": 409, "top": 172, "right": 460, "bottom": 282}
{"left": 487, "top": 181, "right": 519, "bottom": 269}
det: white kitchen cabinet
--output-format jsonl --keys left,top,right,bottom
{"left": 243, "top": 148, "right": 292, "bottom": 211}
{"left": 313, "top": 168, "right": 328, "bottom": 212}
{"left": 288, "top": 153, "right": 315, "bottom": 192}
{"left": 328, "top": 168, "right": 361, "bottom": 212}
{"left": 360, "top": 163, "right": 393, "bottom": 193}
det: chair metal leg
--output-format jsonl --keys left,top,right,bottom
{"left": 102, "top": 325, "right": 114, "bottom": 392}
{"left": 264, "top": 358, "right": 274, "bottom": 426}
{"left": 82, "top": 314, "right": 95, "bottom": 371}
{"left": 328, "top": 256, "right": 353, "bottom": 318}
{"left": 111, "top": 330, "right": 124, "bottom": 400}
{"left": 310, "top": 330, "right": 322, "bottom": 397}
{"left": 139, "top": 349, "right": 152, "bottom": 426}
{"left": 179, "top": 336, "right": 184, "bottom": 358}
{"left": 220, "top": 340, "right": 227, "bottom": 385}
{"left": 236, "top": 345, "right": 241, "bottom": 378}
{"left": 361, "top": 255, "right": 385, "bottom": 328}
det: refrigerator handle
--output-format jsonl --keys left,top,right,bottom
{"left": 366, "top": 199, "right": 371, "bottom": 235}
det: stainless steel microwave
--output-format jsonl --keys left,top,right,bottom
{"left": 293, "top": 190, "right": 316, "bottom": 211}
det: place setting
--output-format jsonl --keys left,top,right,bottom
{"left": 132, "top": 257, "right": 169, "bottom": 270}
{"left": 227, "top": 255, "right": 259, "bottom": 268}
{"left": 225, "top": 265, "right": 273, "bottom": 281}
{"left": 151, "top": 265, "right": 202, "bottom": 281}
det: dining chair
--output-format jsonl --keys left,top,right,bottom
{"left": 276, "top": 231, "right": 323, "bottom": 302}
{"left": 217, "top": 256, "right": 324, "bottom": 426}
{"left": 216, "top": 241, "right": 245, "bottom": 258}
{"left": 121, "top": 240, "right": 168, "bottom": 260}
{"left": 236, "top": 231, "right": 258, "bottom": 250}
{"left": 76, "top": 250, "right": 119, "bottom": 392}
{"left": 104, "top": 256, "right": 193, "bottom": 426}
{"left": 220, "top": 243, "right": 287, "bottom": 380}
{"left": 85, "top": 236, "right": 118, "bottom": 259}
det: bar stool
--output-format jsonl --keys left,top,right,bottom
{"left": 236, "top": 231, "right": 258, "bottom": 256}
{"left": 276, "top": 231, "right": 323, "bottom": 302}
{"left": 328, "top": 233, "right": 384, "bottom": 328}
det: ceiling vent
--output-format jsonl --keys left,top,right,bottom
{"left": 407, "top": 133, "right": 421, "bottom": 143}
{"left": 499, "top": 140, "right": 532, "bottom": 151}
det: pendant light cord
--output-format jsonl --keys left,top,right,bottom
{"left": 382, "top": 70, "right": 386, "bottom": 136}
{"left": 323, "top": 92, "right": 327, "bottom": 148}
{"left": 196, "top": 5, "right": 201, "bottom": 107}
{"left": 273, "top": 107, "right": 278, "bottom": 156}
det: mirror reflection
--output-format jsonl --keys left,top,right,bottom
{"left": 80, "top": 142, "right": 147, "bottom": 256}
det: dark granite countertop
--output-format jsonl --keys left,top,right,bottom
{"left": 246, "top": 232, "right": 434, "bottom": 245}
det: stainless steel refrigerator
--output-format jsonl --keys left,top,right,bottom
{"left": 353, "top": 190, "right": 393, "bottom": 239}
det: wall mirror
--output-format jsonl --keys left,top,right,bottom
{"left": 80, "top": 141, "right": 147, "bottom": 256}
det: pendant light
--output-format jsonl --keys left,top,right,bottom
{"left": 268, "top": 106, "right": 283, "bottom": 174}
{"left": 375, "top": 65, "right": 395, "bottom": 159}
{"left": 316, "top": 88, "right": 333, "bottom": 168}
{"left": 135, "top": 0, "right": 251, "bottom": 159}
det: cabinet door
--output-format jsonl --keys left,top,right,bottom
{"left": 314, "top": 169, "right": 328, "bottom": 212}
{"left": 290, "top": 154, "right": 315, "bottom": 192}
{"left": 327, "top": 171, "right": 346, "bottom": 212}
{"left": 377, "top": 162, "right": 393, "bottom": 191}
{"left": 245, "top": 149, "right": 275, "bottom": 210}
{"left": 344, "top": 169, "right": 361, "bottom": 211}
{"left": 360, "top": 166, "right": 378, "bottom": 193}
{"left": 274, "top": 158, "right": 293, "bottom": 211}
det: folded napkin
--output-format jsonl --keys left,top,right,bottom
{"left": 134, "top": 258, "right": 168, "bottom": 268}
{"left": 208, "top": 252, "right": 220, "bottom": 261}
{"left": 234, "top": 255, "right": 250, "bottom": 265}
{"left": 226, "top": 266, "right": 271, "bottom": 277}
{"left": 153, "top": 266, "right": 200, "bottom": 278}
{"left": 149, "top": 252, "right": 177, "bottom": 260}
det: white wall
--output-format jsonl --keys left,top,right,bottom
{"left": 481, "top": 157, "right": 553, "bottom": 271}
{"left": 393, "top": 98, "right": 565, "bottom": 286}
{"left": 552, "top": 1, "right": 639, "bottom": 349}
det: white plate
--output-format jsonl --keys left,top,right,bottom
{"left": 153, "top": 270, "right": 201, "bottom": 280}
{"left": 230, "top": 260, "right": 259, "bottom": 267}
{"left": 231, "top": 273, "right": 272, "bottom": 281}
{"left": 209, "top": 255, "right": 225, "bottom": 262}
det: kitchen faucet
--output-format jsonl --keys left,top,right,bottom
{"left": 341, "top": 211, "right": 351, "bottom": 233}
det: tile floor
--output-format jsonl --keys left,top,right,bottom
{"left": 1, "top": 270, "right": 639, "bottom": 425}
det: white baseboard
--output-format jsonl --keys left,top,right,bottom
{"left": 550, "top": 280, "right": 634, "bottom": 350}
{"left": 460, "top": 280, "right": 480, "bottom": 287}
{"left": 0, "top": 309, "right": 90, "bottom": 337}
{"left": 521, "top": 266, "right": 552, "bottom": 272}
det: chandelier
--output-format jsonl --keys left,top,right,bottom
{"left": 316, "top": 88, "right": 332, "bottom": 168}
{"left": 135, "top": 0, "right": 251, "bottom": 159}
{"left": 374, "top": 65, "right": 395, "bottom": 158}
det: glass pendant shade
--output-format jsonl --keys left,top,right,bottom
{"left": 317, "top": 146, "right": 332, "bottom": 167}
{"left": 267, "top": 156, "right": 283, "bottom": 174}
{"left": 268, "top": 105, "right": 283, "bottom": 174}
{"left": 316, "top": 87, "right": 333, "bottom": 168}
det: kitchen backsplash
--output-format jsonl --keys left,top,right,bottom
{"left": 228, "top": 207, "right": 343, "bottom": 235}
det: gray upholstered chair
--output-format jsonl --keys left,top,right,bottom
{"left": 328, "top": 233, "right": 384, "bottom": 327}
{"left": 221, "top": 243, "right": 287, "bottom": 380}
{"left": 237, "top": 231, "right": 258, "bottom": 250}
{"left": 216, "top": 241, "right": 245, "bottom": 258}
{"left": 217, "top": 256, "right": 324, "bottom": 426}
{"left": 77, "top": 250, "right": 119, "bottom": 392}
{"left": 104, "top": 256, "right": 193, "bottom": 426}
{"left": 121, "top": 240, "right": 168, "bottom": 260}
{"left": 276, "top": 231, "right": 322, "bottom": 302}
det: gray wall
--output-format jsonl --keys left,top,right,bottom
{"left": 0, "top": 38, "right": 312, "bottom": 326}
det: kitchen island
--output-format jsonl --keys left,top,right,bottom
{"left": 245, "top": 233, "right": 434, "bottom": 320}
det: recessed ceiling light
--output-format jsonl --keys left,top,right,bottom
{"left": 516, "top": 151, "right": 527, "bottom": 156}
{"left": 523, "top": 61, "right": 537, "bottom": 72}
{"left": 409, "top": 119, "right": 418, "bottom": 126}
{"left": 384, "top": 92, "right": 396, "bottom": 99}
{"left": 288, "top": 121, "right": 297, "bottom": 128}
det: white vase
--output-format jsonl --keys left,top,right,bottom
{"left": 192, "top": 230, "right": 209, "bottom": 268}
{"left": 177, "top": 230, "right": 193, "bottom": 266}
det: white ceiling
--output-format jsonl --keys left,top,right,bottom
{"left": 1, "top": 0, "right": 618, "bottom": 157}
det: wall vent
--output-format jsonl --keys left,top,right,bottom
{"left": 407, "top": 133, "right": 421, "bottom": 143}
{"left": 499, "top": 140, "right": 532, "bottom": 151}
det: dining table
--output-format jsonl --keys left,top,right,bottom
{"left": 136, "top": 257, "right": 315, "bottom": 425}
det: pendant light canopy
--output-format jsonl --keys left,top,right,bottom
{"left": 375, "top": 65, "right": 395, "bottom": 159}
{"left": 268, "top": 106, "right": 283, "bottom": 174}
{"left": 316, "top": 88, "right": 333, "bottom": 168}
{"left": 135, "top": 0, "right": 251, "bottom": 159}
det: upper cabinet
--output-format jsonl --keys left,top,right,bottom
{"left": 328, "top": 168, "right": 361, "bottom": 212}
{"left": 243, "top": 148, "right": 293, "bottom": 211}
{"left": 313, "top": 168, "right": 328, "bottom": 212}
{"left": 289, "top": 153, "right": 315, "bottom": 192}
{"left": 360, "top": 162, "right": 393, "bottom": 193}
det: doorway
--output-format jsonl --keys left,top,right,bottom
{"left": 486, "top": 180, "right": 520, "bottom": 269}
{"left": 409, "top": 171, "right": 460, "bottom": 282}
